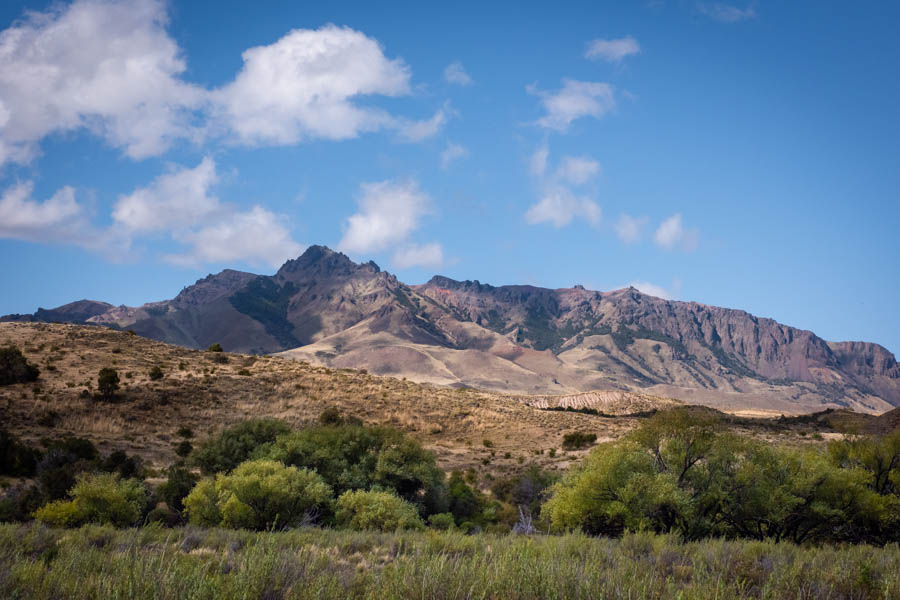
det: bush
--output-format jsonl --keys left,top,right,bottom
{"left": 318, "top": 407, "right": 344, "bottom": 426}
{"left": 0, "top": 430, "right": 42, "bottom": 476}
{"left": 183, "top": 459, "right": 332, "bottom": 530}
{"left": 97, "top": 368, "right": 119, "bottom": 400}
{"left": 34, "top": 472, "right": 146, "bottom": 528}
{"left": 262, "top": 424, "right": 444, "bottom": 511}
{"left": 335, "top": 490, "right": 424, "bottom": 531}
{"left": 175, "top": 441, "right": 193, "bottom": 458}
{"left": 207, "top": 343, "right": 223, "bottom": 352}
{"left": 561, "top": 432, "right": 597, "bottom": 450}
{"left": 148, "top": 366, "right": 163, "bottom": 381}
{"left": 100, "top": 451, "right": 142, "bottom": 479}
{"left": 157, "top": 466, "right": 199, "bottom": 513}
{"left": 190, "top": 419, "right": 292, "bottom": 474}
{"left": 0, "top": 484, "right": 43, "bottom": 522}
{"left": 427, "top": 512, "right": 456, "bottom": 530}
{"left": 0, "top": 346, "right": 39, "bottom": 385}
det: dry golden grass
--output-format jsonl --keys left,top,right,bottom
{"left": 0, "top": 322, "right": 853, "bottom": 477}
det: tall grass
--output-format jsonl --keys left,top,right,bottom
{"left": 0, "top": 524, "right": 897, "bottom": 599}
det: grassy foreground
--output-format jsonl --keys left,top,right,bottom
{"left": 0, "top": 524, "right": 898, "bottom": 599}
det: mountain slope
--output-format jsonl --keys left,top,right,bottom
{"left": 3, "top": 245, "right": 898, "bottom": 414}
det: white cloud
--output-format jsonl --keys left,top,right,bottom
{"left": 697, "top": 2, "right": 757, "bottom": 23}
{"left": 338, "top": 179, "right": 431, "bottom": 254}
{"left": 530, "top": 79, "right": 615, "bottom": 132}
{"left": 392, "top": 242, "right": 444, "bottom": 269}
{"left": 654, "top": 213, "right": 698, "bottom": 251}
{"left": 556, "top": 156, "right": 601, "bottom": 185}
{"left": 164, "top": 206, "right": 303, "bottom": 268}
{"left": 529, "top": 145, "right": 549, "bottom": 176}
{"left": 616, "top": 214, "right": 648, "bottom": 244}
{"left": 0, "top": 181, "right": 99, "bottom": 246}
{"left": 0, "top": 0, "right": 205, "bottom": 166}
{"left": 441, "top": 143, "right": 468, "bottom": 169}
{"left": 395, "top": 103, "right": 452, "bottom": 142}
{"left": 443, "top": 61, "right": 472, "bottom": 86}
{"left": 212, "top": 24, "right": 411, "bottom": 145}
{"left": 112, "top": 157, "right": 220, "bottom": 232}
{"left": 627, "top": 281, "right": 675, "bottom": 300}
{"left": 585, "top": 36, "right": 640, "bottom": 62}
{"left": 525, "top": 186, "right": 601, "bottom": 228}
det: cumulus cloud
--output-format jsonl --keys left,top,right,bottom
{"left": 112, "top": 157, "right": 220, "bottom": 232}
{"left": 212, "top": 24, "right": 414, "bottom": 145}
{"left": 585, "top": 36, "right": 640, "bottom": 62}
{"left": 0, "top": 181, "right": 99, "bottom": 247}
{"left": 113, "top": 158, "right": 302, "bottom": 266}
{"left": 525, "top": 186, "right": 601, "bottom": 228}
{"left": 529, "top": 79, "right": 615, "bottom": 132}
{"left": 392, "top": 242, "right": 444, "bottom": 269}
{"left": 697, "top": 2, "right": 757, "bottom": 23}
{"left": 616, "top": 214, "right": 648, "bottom": 244}
{"left": 441, "top": 143, "right": 468, "bottom": 169}
{"left": 0, "top": 0, "right": 205, "bottom": 166}
{"left": 654, "top": 213, "right": 698, "bottom": 251}
{"left": 556, "top": 156, "right": 601, "bottom": 185}
{"left": 164, "top": 206, "right": 303, "bottom": 268}
{"left": 443, "top": 61, "right": 472, "bottom": 86}
{"left": 0, "top": 4, "right": 447, "bottom": 166}
{"left": 338, "top": 179, "right": 432, "bottom": 254}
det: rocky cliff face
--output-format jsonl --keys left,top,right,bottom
{"left": 3, "top": 246, "right": 898, "bottom": 413}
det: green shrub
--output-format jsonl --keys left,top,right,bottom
{"left": 100, "top": 450, "right": 142, "bottom": 479}
{"left": 0, "top": 430, "right": 42, "bottom": 476}
{"left": 262, "top": 424, "right": 444, "bottom": 511}
{"left": 191, "top": 419, "right": 292, "bottom": 474}
{"left": 318, "top": 407, "right": 344, "bottom": 426}
{"left": 97, "top": 368, "right": 119, "bottom": 400}
{"left": 0, "top": 346, "right": 39, "bottom": 385}
{"left": 427, "top": 512, "right": 456, "bottom": 530}
{"left": 561, "top": 432, "right": 597, "bottom": 450}
{"left": 207, "top": 343, "right": 223, "bottom": 352}
{"left": 335, "top": 490, "right": 424, "bottom": 531}
{"left": 184, "top": 459, "right": 332, "bottom": 530}
{"left": 34, "top": 472, "right": 146, "bottom": 528}
{"left": 157, "top": 466, "right": 198, "bottom": 513}
{"left": 148, "top": 366, "right": 163, "bottom": 381}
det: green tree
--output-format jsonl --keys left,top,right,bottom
{"left": 34, "top": 472, "right": 146, "bottom": 528}
{"left": 0, "top": 346, "right": 39, "bottom": 385}
{"left": 335, "top": 489, "right": 424, "bottom": 531}
{"left": 157, "top": 466, "right": 198, "bottom": 513}
{"left": 183, "top": 459, "right": 332, "bottom": 530}
{"left": 97, "top": 368, "right": 120, "bottom": 400}
{"left": 190, "top": 419, "right": 291, "bottom": 474}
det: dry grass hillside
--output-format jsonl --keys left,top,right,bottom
{"left": 0, "top": 322, "right": 882, "bottom": 478}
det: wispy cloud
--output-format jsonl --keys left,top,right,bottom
{"left": 654, "top": 213, "right": 698, "bottom": 251}
{"left": 525, "top": 186, "right": 602, "bottom": 228}
{"left": 627, "top": 279, "right": 682, "bottom": 300}
{"left": 441, "top": 143, "right": 468, "bottom": 170}
{"left": 585, "top": 36, "right": 640, "bottom": 63}
{"left": 697, "top": 2, "right": 757, "bottom": 23}
{"left": 615, "top": 214, "right": 648, "bottom": 244}
{"left": 443, "top": 61, "right": 473, "bottom": 86}
{"left": 529, "top": 79, "right": 615, "bottom": 132}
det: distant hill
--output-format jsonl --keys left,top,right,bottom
{"left": 4, "top": 245, "right": 898, "bottom": 414}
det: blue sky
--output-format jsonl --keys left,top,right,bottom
{"left": 0, "top": 0, "right": 898, "bottom": 355}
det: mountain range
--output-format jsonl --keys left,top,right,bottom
{"left": 4, "top": 245, "right": 898, "bottom": 414}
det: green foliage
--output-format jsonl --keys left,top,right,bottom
{"left": 206, "top": 343, "right": 223, "bottom": 352}
{"left": 491, "top": 465, "right": 558, "bottom": 518}
{"left": 544, "top": 408, "right": 899, "bottom": 543}
{"left": 190, "top": 419, "right": 292, "bottom": 475}
{"left": 183, "top": 459, "right": 332, "bottom": 530}
{"left": 97, "top": 368, "right": 119, "bottom": 400}
{"left": 318, "top": 407, "right": 344, "bottom": 426}
{"left": 148, "top": 366, "right": 164, "bottom": 381}
{"left": 335, "top": 490, "right": 424, "bottom": 531}
{"left": 446, "top": 471, "right": 487, "bottom": 525}
{"left": 33, "top": 472, "right": 146, "bottom": 528}
{"left": 174, "top": 440, "right": 193, "bottom": 458}
{"left": 0, "top": 430, "right": 42, "bottom": 476}
{"left": 561, "top": 432, "right": 597, "bottom": 450}
{"left": 100, "top": 450, "right": 142, "bottom": 479}
{"left": 157, "top": 466, "right": 198, "bottom": 513}
{"left": 261, "top": 424, "right": 444, "bottom": 511}
{"left": 0, "top": 346, "right": 39, "bottom": 385}
{"left": 427, "top": 512, "right": 456, "bottom": 530}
